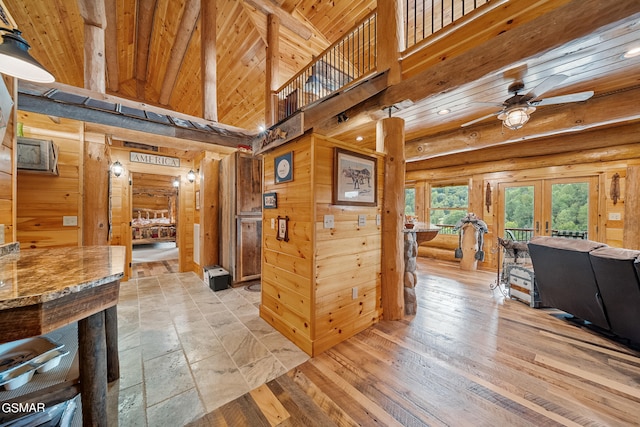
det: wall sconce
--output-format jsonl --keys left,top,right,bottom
{"left": 187, "top": 169, "right": 196, "bottom": 183}
{"left": 0, "top": 27, "right": 55, "bottom": 83}
{"left": 172, "top": 178, "right": 180, "bottom": 188}
{"left": 111, "top": 160, "right": 124, "bottom": 177}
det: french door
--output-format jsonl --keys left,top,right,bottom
{"left": 498, "top": 177, "right": 598, "bottom": 241}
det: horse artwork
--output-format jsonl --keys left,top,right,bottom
{"left": 333, "top": 148, "right": 377, "bottom": 206}
{"left": 342, "top": 167, "right": 371, "bottom": 190}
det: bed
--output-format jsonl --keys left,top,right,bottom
{"left": 131, "top": 208, "right": 176, "bottom": 245}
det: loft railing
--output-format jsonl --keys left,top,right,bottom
{"left": 403, "top": 0, "right": 489, "bottom": 50}
{"left": 276, "top": 11, "right": 377, "bottom": 122}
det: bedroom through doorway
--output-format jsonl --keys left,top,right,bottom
{"left": 130, "top": 172, "right": 179, "bottom": 274}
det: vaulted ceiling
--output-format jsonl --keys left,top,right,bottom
{"left": 4, "top": 0, "right": 640, "bottom": 161}
{"left": 4, "top": 0, "right": 375, "bottom": 132}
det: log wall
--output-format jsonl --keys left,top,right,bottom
{"left": 406, "top": 123, "right": 640, "bottom": 269}
{"left": 260, "top": 133, "right": 383, "bottom": 356}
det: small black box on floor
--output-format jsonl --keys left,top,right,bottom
{"left": 203, "top": 265, "right": 230, "bottom": 291}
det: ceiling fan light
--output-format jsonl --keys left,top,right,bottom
{"left": 498, "top": 106, "right": 536, "bottom": 130}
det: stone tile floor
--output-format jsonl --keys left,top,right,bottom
{"left": 112, "top": 272, "right": 309, "bottom": 426}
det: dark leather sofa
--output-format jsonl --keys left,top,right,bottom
{"left": 527, "top": 236, "right": 640, "bottom": 346}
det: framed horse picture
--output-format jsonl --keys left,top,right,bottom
{"left": 333, "top": 148, "right": 377, "bottom": 206}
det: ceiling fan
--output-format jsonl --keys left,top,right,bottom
{"left": 461, "top": 74, "right": 594, "bottom": 129}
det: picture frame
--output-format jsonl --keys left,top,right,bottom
{"left": 274, "top": 151, "right": 293, "bottom": 183}
{"left": 276, "top": 215, "right": 289, "bottom": 241}
{"left": 263, "top": 192, "right": 277, "bottom": 209}
{"left": 333, "top": 148, "right": 377, "bottom": 206}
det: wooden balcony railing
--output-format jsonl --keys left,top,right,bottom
{"left": 276, "top": 11, "right": 377, "bottom": 122}
{"left": 403, "top": 0, "right": 489, "bottom": 50}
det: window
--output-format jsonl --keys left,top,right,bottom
{"left": 405, "top": 187, "right": 416, "bottom": 217}
{"left": 429, "top": 184, "right": 468, "bottom": 232}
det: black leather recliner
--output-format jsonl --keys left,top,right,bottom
{"left": 527, "top": 236, "right": 609, "bottom": 329}
{"left": 589, "top": 247, "right": 640, "bottom": 344}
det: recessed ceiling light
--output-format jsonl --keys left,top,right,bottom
{"left": 623, "top": 47, "right": 640, "bottom": 58}
{"left": 437, "top": 108, "right": 451, "bottom": 115}
{"left": 355, "top": 136, "right": 364, "bottom": 141}
{"left": 258, "top": 125, "right": 265, "bottom": 132}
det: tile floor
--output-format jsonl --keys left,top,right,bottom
{"left": 113, "top": 271, "right": 309, "bottom": 426}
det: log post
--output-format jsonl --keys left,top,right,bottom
{"left": 104, "top": 303, "right": 119, "bottom": 382}
{"left": 78, "top": 311, "right": 108, "bottom": 427}
{"left": 377, "top": 116, "right": 405, "bottom": 320}
{"left": 265, "top": 13, "right": 280, "bottom": 126}
{"left": 201, "top": 0, "right": 218, "bottom": 122}
{"left": 623, "top": 166, "right": 640, "bottom": 249}
{"left": 376, "top": 0, "right": 403, "bottom": 85}
{"left": 78, "top": 0, "right": 107, "bottom": 93}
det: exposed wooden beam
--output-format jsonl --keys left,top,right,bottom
{"left": 78, "top": 0, "right": 106, "bottom": 93}
{"left": 313, "top": 0, "right": 640, "bottom": 138}
{"left": 159, "top": 0, "right": 200, "bottom": 106}
{"left": 135, "top": 0, "right": 157, "bottom": 99}
{"left": 265, "top": 13, "right": 279, "bottom": 126}
{"left": 104, "top": 0, "right": 119, "bottom": 91}
{"left": 244, "top": 0, "right": 313, "bottom": 40}
{"left": 376, "top": 0, "right": 402, "bottom": 85}
{"left": 201, "top": 0, "right": 218, "bottom": 122}
{"left": 405, "top": 88, "right": 640, "bottom": 161}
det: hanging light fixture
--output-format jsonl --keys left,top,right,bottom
{"left": 111, "top": 160, "right": 124, "bottom": 177}
{"left": 498, "top": 106, "right": 536, "bottom": 130}
{"left": 187, "top": 169, "right": 196, "bottom": 183}
{"left": 0, "top": 27, "right": 55, "bottom": 83}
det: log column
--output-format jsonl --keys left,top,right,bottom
{"left": 377, "top": 117, "right": 405, "bottom": 320}
{"left": 78, "top": 311, "right": 108, "bottom": 427}
{"left": 265, "top": 13, "right": 280, "bottom": 126}
{"left": 403, "top": 230, "right": 418, "bottom": 315}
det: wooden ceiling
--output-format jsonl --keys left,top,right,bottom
{"left": 4, "top": 0, "right": 640, "bottom": 160}
{"left": 4, "top": 0, "right": 374, "bottom": 132}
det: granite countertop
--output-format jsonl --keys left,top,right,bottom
{"left": 0, "top": 246, "right": 126, "bottom": 310}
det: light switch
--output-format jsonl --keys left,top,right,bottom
{"left": 323, "top": 215, "right": 334, "bottom": 228}
{"left": 358, "top": 215, "right": 366, "bottom": 226}
{"left": 608, "top": 212, "right": 621, "bottom": 220}
{"left": 376, "top": 214, "right": 381, "bottom": 226}
{"left": 63, "top": 216, "right": 78, "bottom": 226}
{"left": 352, "top": 287, "right": 358, "bottom": 299}
{"left": 271, "top": 218, "right": 275, "bottom": 229}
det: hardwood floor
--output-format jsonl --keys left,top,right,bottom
{"left": 189, "top": 258, "right": 640, "bottom": 426}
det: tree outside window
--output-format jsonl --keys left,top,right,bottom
{"left": 429, "top": 184, "right": 468, "bottom": 230}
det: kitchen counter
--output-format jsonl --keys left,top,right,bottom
{"left": 0, "top": 244, "right": 125, "bottom": 426}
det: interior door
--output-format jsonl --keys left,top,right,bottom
{"left": 498, "top": 177, "right": 596, "bottom": 241}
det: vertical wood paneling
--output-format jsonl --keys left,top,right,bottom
{"left": 0, "top": 76, "right": 15, "bottom": 243}
{"left": 16, "top": 112, "right": 83, "bottom": 249}
{"left": 260, "top": 133, "right": 383, "bottom": 356}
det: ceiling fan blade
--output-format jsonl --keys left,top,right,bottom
{"left": 533, "top": 90, "right": 594, "bottom": 106}
{"left": 461, "top": 111, "right": 501, "bottom": 127}
{"left": 526, "top": 74, "right": 569, "bottom": 100}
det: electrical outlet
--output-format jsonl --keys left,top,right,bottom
{"left": 376, "top": 214, "right": 381, "bottom": 226}
{"left": 609, "top": 212, "right": 621, "bottom": 220}
{"left": 324, "top": 215, "right": 334, "bottom": 228}
{"left": 352, "top": 287, "right": 358, "bottom": 299}
{"left": 358, "top": 215, "right": 366, "bottom": 226}
{"left": 271, "top": 218, "right": 275, "bottom": 229}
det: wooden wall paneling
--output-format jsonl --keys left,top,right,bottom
{"left": 623, "top": 166, "right": 639, "bottom": 249}
{"left": 219, "top": 153, "right": 235, "bottom": 276}
{"left": 16, "top": 112, "right": 83, "bottom": 249}
{"left": 200, "top": 153, "right": 220, "bottom": 269}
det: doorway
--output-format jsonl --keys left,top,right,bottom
{"left": 130, "top": 172, "right": 179, "bottom": 275}
{"left": 498, "top": 176, "right": 598, "bottom": 241}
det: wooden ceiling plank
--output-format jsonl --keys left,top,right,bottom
{"left": 244, "top": 0, "right": 313, "bottom": 40}
{"left": 158, "top": 0, "right": 200, "bottom": 105}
